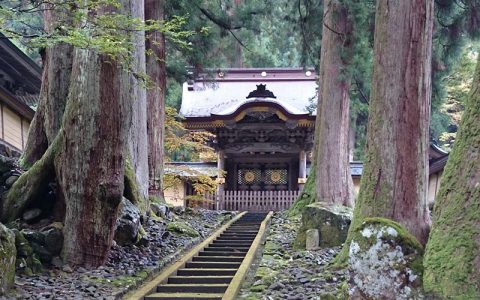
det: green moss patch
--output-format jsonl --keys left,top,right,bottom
{"left": 166, "top": 221, "right": 199, "bottom": 237}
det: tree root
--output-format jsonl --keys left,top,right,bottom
{"left": 1, "top": 135, "right": 61, "bottom": 222}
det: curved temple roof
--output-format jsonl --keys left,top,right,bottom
{"left": 180, "top": 68, "right": 318, "bottom": 119}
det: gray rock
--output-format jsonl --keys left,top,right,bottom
{"left": 22, "top": 229, "right": 45, "bottom": 245}
{"left": 30, "top": 242, "right": 53, "bottom": 263}
{"left": 0, "top": 223, "right": 16, "bottom": 296}
{"left": 269, "top": 282, "right": 285, "bottom": 291}
{"left": 42, "top": 227, "right": 63, "bottom": 255}
{"left": 305, "top": 229, "right": 319, "bottom": 250}
{"left": 150, "top": 203, "right": 170, "bottom": 219}
{"left": 296, "top": 202, "right": 352, "bottom": 248}
{"left": 348, "top": 218, "right": 424, "bottom": 299}
{"left": 114, "top": 197, "right": 141, "bottom": 246}
{"left": 62, "top": 265, "right": 73, "bottom": 273}
{"left": 4, "top": 175, "right": 19, "bottom": 187}
{"left": 51, "top": 256, "right": 63, "bottom": 268}
{"left": 22, "top": 209, "right": 42, "bottom": 223}
{"left": 0, "top": 155, "right": 16, "bottom": 174}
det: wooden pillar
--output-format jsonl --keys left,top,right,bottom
{"left": 216, "top": 150, "right": 225, "bottom": 206}
{"left": 298, "top": 150, "right": 307, "bottom": 190}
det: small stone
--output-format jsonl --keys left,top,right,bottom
{"left": 62, "top": 265, "right": 73, "bottom": 273}
{"left": 22, "top": 209, "right": 42, "bottom": 223}
{"left": 269, "top": 282, "right": 285, "bottom": 290}
{"left": 299, "top": 277, "right": 310, "bottom": 284}
{"left": 51, "top": 256, "right": 63, "bottom": 268}
{"left": 5, "top": 175, "right": 19, "bottom": 187}
{"left": 305, "top": 229, "right": 319, "bottom": 250}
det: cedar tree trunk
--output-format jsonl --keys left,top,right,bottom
{"left": 145, "top": 0, "right": 166, "bottom": 199}
{"left": 57, "top": 48, "right": 128, "bottom": 267}
{"left": 2, "top": 0, "right": 147, "bottom": 266}
{"left": 1, "top": 5, "right": 73, "bottom": 220}
{"left": 21, "top": 5, "right": 73, "bottom": 167}
{"left": 344, "top": 0, "right": 433, "bottom": 250}
{"left": 315, "top": 0, "right": 355, "bottom": 207}
{"left": 423, "top": 56, "right": 480, "bottom": 298}
{"left": 126, "top": 0, "right": 149, "bottom": 212}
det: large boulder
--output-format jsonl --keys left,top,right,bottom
{"left": 348, "top": 218, "right": 424, "bottom": 299}
{"left": 114, "top": 197, "right": 141, "bottom": 246}
{"left": 0, "top": 223, "right": 16, "bottom": 295}
{"left": 295, "top": 202, "right": 352, "bottom": 248}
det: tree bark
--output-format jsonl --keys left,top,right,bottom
{"left": 345, "top": 0, "right": 433, "bottom": 248}
{"left": 21, "top": 5, "right": 73, "bottom": 167}
{"left": 423, "top": 56, "right": 480, "bottom": 298}
{"left": 315, "top": 0, "right": 354, "bottom": 207}
{"left": 1, "top": 4, "right": 73, "bottom": 220}
{"left": 145, "top": 0, "right": 166, "bottom": 199}
{"left": 57, "top": 48, "right": 128, "bottom": 267}
{"left": 126, "top": 0, "right": 149, "bottom": 212}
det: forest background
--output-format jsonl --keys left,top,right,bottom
{"left": 3, "top": 0, "right": 476, "bottom": 162}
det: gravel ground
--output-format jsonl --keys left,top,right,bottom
{"left": 4, "top": 208, "right": 234, "bottom": 300}
{"left": 238, "top": 212, "right": 349, "bottom": 300}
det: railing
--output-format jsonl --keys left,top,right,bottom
{"left": 187, "top": 190, "right": 300, "bottom": 212}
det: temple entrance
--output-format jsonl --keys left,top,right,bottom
{"left": 225, "top": 154, "right": 300, "bottom": 192}
{"left": 237, "top": 163, "right": 289, "bottom": 191}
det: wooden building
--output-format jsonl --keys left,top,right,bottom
{"left": 0, "top": 34, "right": 40, "bottom": 155}
{"left": 166, "top": 68, "right": 449, "bottom": 211}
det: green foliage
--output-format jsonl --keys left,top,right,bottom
{"left": 0, "top": 0, "right": 193, "bottom": 70}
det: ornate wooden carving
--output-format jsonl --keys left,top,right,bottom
{"left": 246, "top": 84, "right": 277, "bottom": 98}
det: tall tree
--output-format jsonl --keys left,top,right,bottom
{"left": 341, "top": 0, "right": 434, "bottom": 257}
{"left": 423, "top": 55, "right": 480, "bottom": 298}
{"left": 1, "top": 0, "right": 148, "bottom": 266}
{"left": 145, "top": 0, "right": 166, "bottom": 199}
{"left": 315, "top": 0, "right": 354, "bottom": 207}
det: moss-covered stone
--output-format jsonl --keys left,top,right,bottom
{"left": 0, "top": 223, "right": 16, "bottom": 295}
{"left": 348, "top": 218, "right": 424, "bottom": 299}
{"left": 166, "top": 221, "right": 199, "bottom": 237}
{"left": 11, "top": 229, "right": 43, "bottom": 274}
{"left": 295, "top": 202, "right": 352, "bottom": 249}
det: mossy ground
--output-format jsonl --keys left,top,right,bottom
{"left": 166, "top": 221, "right": 199, "bottom": 237}
{"left": 238, "top": 213, "right": 348, "bottom": 300}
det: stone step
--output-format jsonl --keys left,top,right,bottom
{"left": 203, "top": 247, "right": 249, "bottom": 252}
{"left": 145, "top": 292, "right": 223, "bottom": 300}
{"left": 185, "top": 261, "right": 242, "bottom": 269}
{"left": 198, "top": 251, "right": 246, "bottom": 257}
{"left": 192, "top": 256, "right": 244, "bottom": 262}
{"left": 176, "top": 268, "right": 238, "bottom": 276}
{"left": 219, "top": 233, "right": 257, "bottom": 237}
{"left": 215, "top": 237, "right": 255, "bottom": 241}
{"left": 211, "top": 241, "right": 252, "bottom": 246}
{"left": 168, "top": 276, "right": 233, "bottom": 284}
{"left": 157, "top": 283, "right": 229, "bottom": 293}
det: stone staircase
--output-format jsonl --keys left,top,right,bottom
{"left": 144, "top": 213, "right": 268, "bottom": 300}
